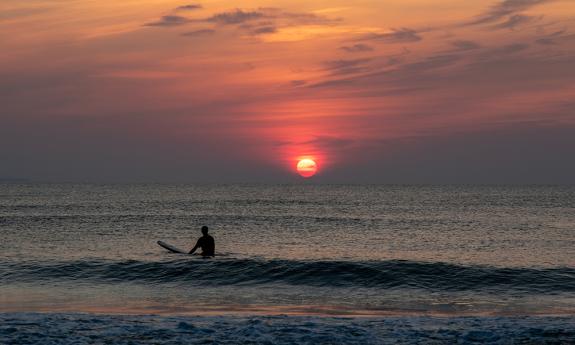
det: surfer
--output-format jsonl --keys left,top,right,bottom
{"left": 189, "top": 226, "right": 215, "bottom": 257}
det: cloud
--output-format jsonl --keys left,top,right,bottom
{"left": 468, "top": 0, "right": 550, "bottom": 26}
{"left": 310, "top": 54, "right": 461, "bottom": 89}
{"left": 251, "top": 25, "right": 277, "bottom": 35}
{"left": 175, "top": 4, "right": 202, "bottom": 11}
{"left": 274, "top": 136, "right": 354, "bottom": 152}
{"left": 359, "top": 28, "right": 422, "bottom": 43}
{"left": 181, "top": 28, "right": 215, "bottom": 37}
{"left": 399, "top": 54, "right": 461, "bottom": 73}
{"left": 546, "top": 29, "right": 568, "bottom": 38}
{"left": 486, "top": 43, "right": 530, "bottom": 56}
{"left": 490, "top": 14, "right": 541, "bottom": 30}
{"left": 144, "top": 15, "right": 190, "bottom": 27}
{"left": 207, "top": 9, "right": 265, "bottom": 25}
{"left": 309, "top": 79, "right": 355, "bottom": 88}
{"left": 535, "top": 37, "right": 555, "bottom": 45}
{"left": 451, "top": 40, "right": 481, "bottom": 51}
{"left": 206, "top": 8, "right": 338, "bottom": 28}
{"left": 290, "top": 80, "right": 307, "bottom": 87}
{"left": 278, "top": 10, "right": 341, "bottom": 25}
{"left": 323, "top": 58, "right": 372, "bottom": 75}
{"left": 534, "top": 29, "right": 568, "bottom": 45}
{"left": 145, "top": 7, "right": 339, "bottom": 37}
{"left": 301, "top": 136, "right": 354, "bottom": 150}
{"left": 311, "top": 39, "right": 573, "bottom": 120}
{"left": 239, "top": 22, "right": 278, "bottom": 35}
{"left": 340, "top": 44, "right": 374, "bottom": 53}
{"left": 0, "top": 7, "right": 53, "bottom": 20}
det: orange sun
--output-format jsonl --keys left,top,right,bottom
{"left": 296, "top": 159, "right": 318, "bottom": 178}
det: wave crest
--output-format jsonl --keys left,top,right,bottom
{"left": 1, "top": 259, "right": 573, "bottom": 293}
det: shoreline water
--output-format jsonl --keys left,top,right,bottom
{"left": 2, "top": 302, "right": 575, "bottom": 318}
{"left": 4, "top": 308, "right": 574, "bottom": 319}
{"left": 2, "top": 312, "right": 574, "bottom": 345}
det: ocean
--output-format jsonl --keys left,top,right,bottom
{"left": 1, "top": 184, "right": 574, "bottom": 344}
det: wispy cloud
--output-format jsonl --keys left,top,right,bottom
{"left": 451, "top": 40, "right": 481, "bottom": 51}
{"left": 181, "top": 28, "right": 215, "bottom": 37}
{"left": 206, "top": 8, "right": 339, "bottom": 27}
{"left": 144, "top": 6, "right": 339, "bottom": 38}
{"left": 290, "top": 80, "right": 307, "bottom": 87}
{"left": 251, "top": 25, "right": 277, "bottom": 35}
{"left": 275, "top": 136, "right": 354, "bottom": 150}
{"left": 144, "top": 15, "right": 190, "bottom": 27}
{"left": 323, "top": 58, "right": 372, "bottom": 75}
{"left": 399, "top": 54, "right": 461, "bottom": 73}
{"left": 278, "top": 10, "right": 340, "bottom": 25}
{"left": 485, "top": 43, "right": 530, "bottom": 56}
{"left": 207, "top": 9, "right": 265, "bottom": 25}
{"left": 468, "top": 0, "right": 551, "bottom": 26}
{"left": 535, "top": 38, "right": 556, "bottom": 45}
{"left": 175, "top": 4, "right": 203, "bottom": 11}
{"left": 340, "top": 44, "right": 374, "bottom": 53}
{"left": 239, "top": 21, "right": 278, "bottom": 35}
{"left": 358, "top": 28, "right": 422, "bottom": 43}
{"left": 302, "top": 136, "right": 354, "bottom": 150}
{"left": 490, "top": 14, "right": 541, "bottom": 30}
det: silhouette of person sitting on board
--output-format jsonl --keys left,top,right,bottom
{"left": 189, "top": 226, "right": 215, "bottom": 257}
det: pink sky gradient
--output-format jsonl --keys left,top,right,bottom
{"left": 1, "top": 0, "right": 574, "bottom": 182}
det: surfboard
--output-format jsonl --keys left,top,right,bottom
{"left": 157, "top": 241, "right": 188, "bottom": 254}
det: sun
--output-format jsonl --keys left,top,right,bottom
{"left": 296, "top": 159, "right": 318, "bottom": 178}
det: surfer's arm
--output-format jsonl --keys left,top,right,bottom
{"left": 188, "top": 239, "right": 201, "bottom": 254}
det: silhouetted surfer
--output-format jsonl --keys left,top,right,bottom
{"left": 189, "top": 226, "right": 215, "bottom": 257}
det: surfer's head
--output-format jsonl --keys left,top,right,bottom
{"left": 201, "top": 225, "right": 209, "bottom": 235}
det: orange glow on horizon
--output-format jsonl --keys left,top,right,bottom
{"left": 296, "top": 158, "right": 318, "bottom": 178}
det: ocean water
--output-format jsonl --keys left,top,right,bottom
{"left": 1, "top": 183, "right": 574, "bottom": 319}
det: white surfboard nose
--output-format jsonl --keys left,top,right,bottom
{"left": 157, "top": 241, "right": 187, "bottom": 254}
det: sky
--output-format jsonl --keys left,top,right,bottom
{"left": 1, "top": 0, "right": 574, "bottom": 183}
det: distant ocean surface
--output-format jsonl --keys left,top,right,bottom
{"left": 1, "top": 184, "right": 574, "bottom": 343}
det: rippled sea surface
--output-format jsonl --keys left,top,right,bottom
{"left": 1, "top": 184, "right": 574, "bottom": 316}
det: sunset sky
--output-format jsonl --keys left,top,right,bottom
{"left": 1, "top": 0, "right": 574, "bottom": 183}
